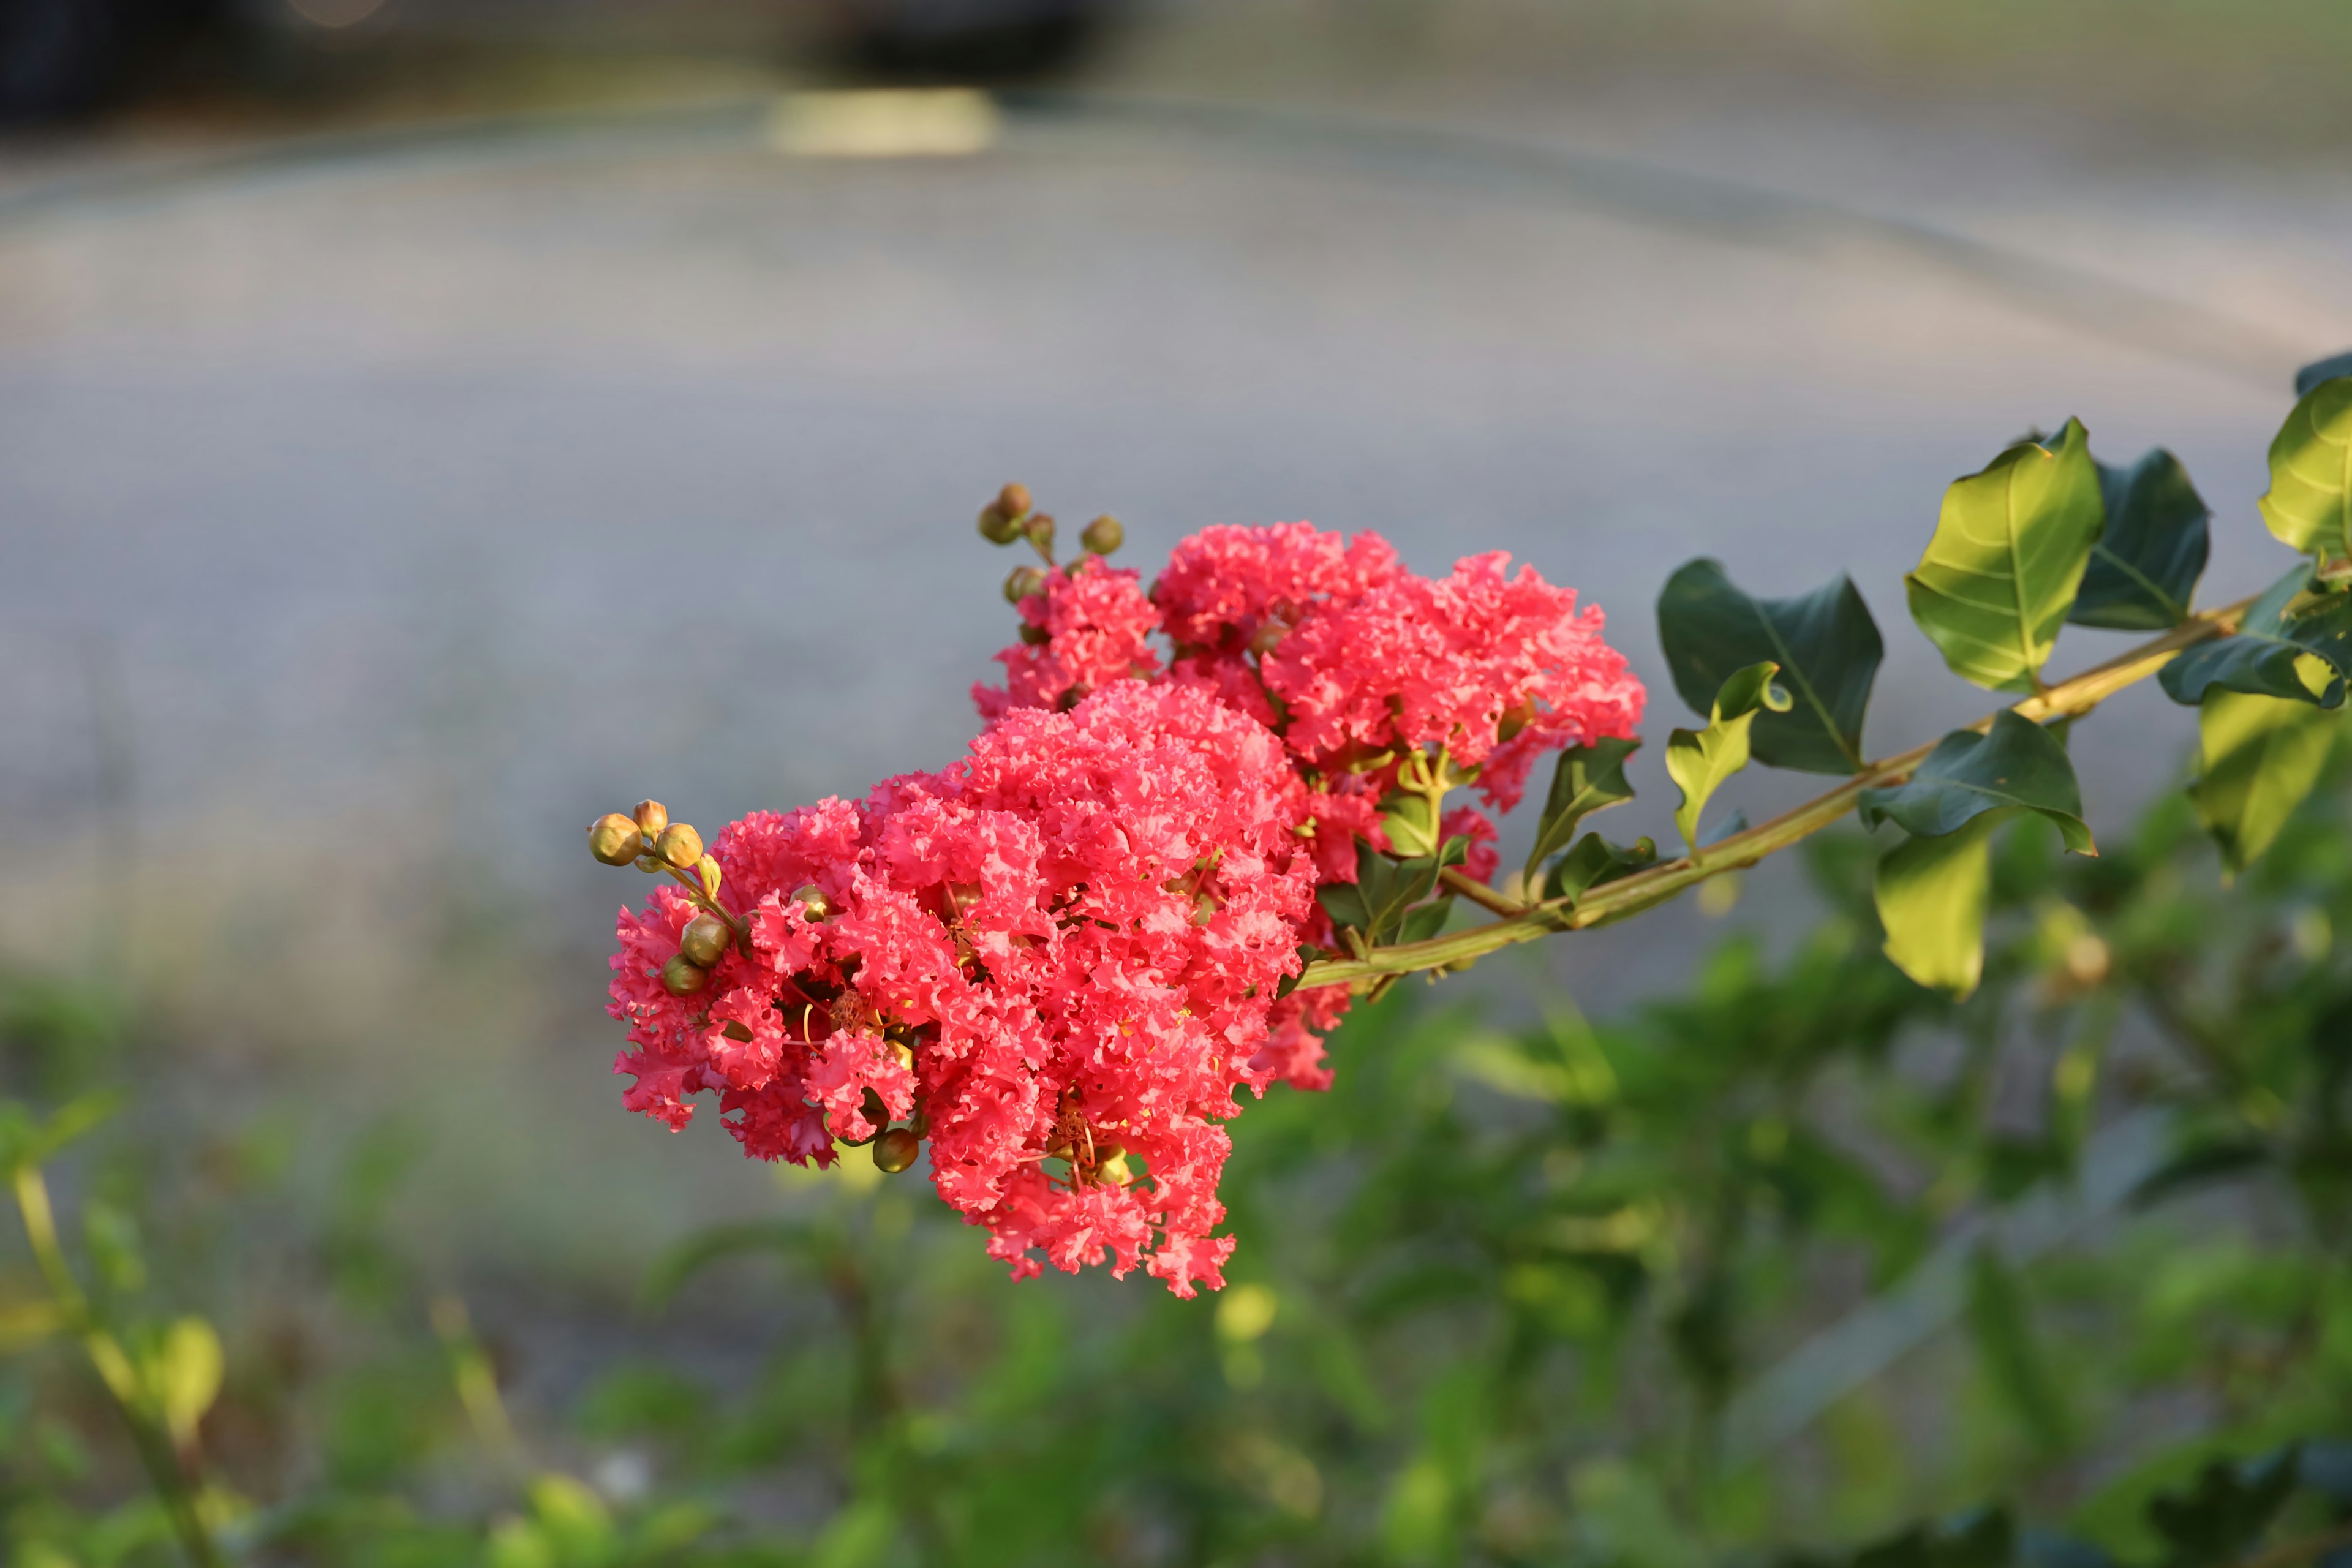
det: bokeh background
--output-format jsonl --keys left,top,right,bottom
{"left": 5, "top": 2, "right": 2352, "bottom": 1562}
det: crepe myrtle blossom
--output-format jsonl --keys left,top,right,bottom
{"left": 592, "top": 487, "right": 1643, "bottom": 1295}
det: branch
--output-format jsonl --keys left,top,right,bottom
{"left": 1296, "top": 595, "right": 2256, "bottom": 995}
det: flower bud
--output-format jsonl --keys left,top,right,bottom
{"left": 1019, "top": 622, "right": 1052, "bottom": 646}
{"left": 589, "top": 813, "right": 644, "bottom": 867}
{"left": 634, "top": 799, "right": 669, "bottom": 834}
{"left": 1497, "top": 699, "right": 1536, "bottom": 744}
{"left": 1096, "top": 1147, "right": 1134, "bottom": 1186}
{"left": 861, "top": 1087, "right": 890, "bottom": 1130}
{"left": 872, "top": 1127, "right": 921, "bottom": 1174}
{"left": 1024, "top": 512, "right": 1055, "bottom": 554}
{"left": 789, "top": 883, "right": 834, "bottom": 921}
{"left": 977, "top": 503, "right": 1022, "bottom": 545}
{"left": 1248, "top": 620, "right": 1288, "bottom": 657}
{"left": 997, "top": 482, "right": 1032, "bottom": 519}
{"left": 1005, "top": 566, "right": 1046, "bottom": 604}
{"left": 1081, "top": 514, "right": 1124, "bottom": 555}
{"left": 680, "top": 913, "right": 732, "bottom": 968}
{"left": 1191, "top": 891, "right": 1218, "bottom": 927}
{"left": 655, "top": 823, "right": 704, "bottom": 870}
{"left": 661, "top": 954, "right": 710, "bottom": 997}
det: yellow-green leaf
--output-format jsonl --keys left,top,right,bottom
{"left": 2190, "top": 689, "right": 2341, "bottom": 876}
{"left": 2258, "top": 375, "right": 2352, "bottom": 557}
{"left": 1906, "top": 420, "right": 2103, "bottom": 693}
{"left": 1875, "top": 813, "right": 2002, "bottom": 998}
{"left": 1667, "top": 663, "right": 1791, "bottom": 853}
{"left": 154, "top": 1316, "right": 224, "bottom": 1450}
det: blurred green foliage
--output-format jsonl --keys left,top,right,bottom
{"left": 10, "top": 743, "right": 2352, "bottom": 1566}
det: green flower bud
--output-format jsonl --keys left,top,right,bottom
{"left": 634, "top": 799, "right": 669, "bottom": 834}
{"left": 789, "top": 883, "right": 834, "bottom": 921}
{"left": 978, "top": 503, "right": 1022, "bottom": 545}
{"left": 661, "top": 954, "right": 710, "bottom": 997}
{"left": 1096, "top": 1147, "right": 1134, "bottom": 1186}
{"left": 589, "top": 813, "right": 644, "bottom": 867}
{"left": 1024, "top": 512, "right": 1056, "bottom": 554}
{"left": 873, "top": 1127, "right": 921, "bottom": 1174}
{"left": 655, "top": 823, "right": 704, "bottom": 870}
{"left": 1191, "top": 891, "right": 1218, "bottom": 927}
{"left": 1005, "top": 565, "right": 1047, "bottom": 604}
{"left": 1081, "top": 514, "right": 1124, "bottom": 555}
{"left": 1019, "top": 622, "right": 1051, "bottom": 646}
{"left": 998, "top": 482, "right": 1032, "bottom": 518}
{"left": 679, "top": 913, "right": 732, "bottom": 968}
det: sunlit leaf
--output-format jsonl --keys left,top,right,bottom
{"left": 2259, "top": 374, "right": 2352, "bottom": 557}
{"left": 2160, "top": 566, "right": 2352, "bottom": 708}
{"left": 1906, "top": 420, "right": 2103, "bottom": 692}
{"left": 1658, "top": 559, "right": 1882, "bottom": 772}
{"left": 1859, "top": 712, "right": 2095, "bottom": 856}
{"left": 154, "top": 1317, "right": 224, "bottom": 1452}
{"left": 1525, "top": 737, "right": 1639, "bottom": 877}
{"left": 1667, "top": 662, "right": 1792, "bottom": 853}
{"left": 1874, "top": 813, "right": 2000, "bottom": 997}
{"left": 2187, "top": 689, "right": 2340, "bottom": 875}
{"left": 2070, "top": 447, "right": 2209, "bottom": 630}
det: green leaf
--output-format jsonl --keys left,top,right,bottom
{"left": 2259, "top": 374, "right": 2352, "bottom": 556}
{"left": 1396, "top": 897, "right": 1455, "bottom": 944}
{"left": 2187, "top": 689, "right": 2340, "bottom": 875}
{"left": 154, "top": 1317, "right": 224, "bottom": 1451}
{"left": 1546, "top": 833, "right": 1657, "bottom": 903}
{"left": 1657, "top": 559, "right": 1883, "bottom": 773}
{"left": 2300, "top": 350, "right": 2352, "bottom": 396}
{"left": 1964, "top": 1247, "right": 2070, "bottom": 1455}
{"left": 2160, "top": 566, "right": 2352, "bottom": 708}
{"left": 1381, "top": 793, "right": 1441, "bottom": 858}
{"left": 1859, "top": 711, "right": 2096, "bottom": 856}
{"left": 2145, "top": 1449, "right": 2299, "bottom": 1568}
{"left": 1906, "top": 419, "right": 2104, "bottom": 692}
{"left": 2069, "top": 447, "right": 2209, "bottom": 630}
{"left": 1845, "top": 1508, "right": 2018, "bottom": 1568}
{"left": 1525, "top": 737, "right": 1639, "bottom": 877}
{"left": 1667, "top": 662, "right": 1792, "bottom": 853}
{"left": 1874, "top": 813, "right": 2001, "bottom": 998}
{"left": 1333, "top": 836, "right": 1467, "bottom": 946}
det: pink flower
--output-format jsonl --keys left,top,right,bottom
{"left": 609, "top": 522, "right": 1643, "bottom": 1292}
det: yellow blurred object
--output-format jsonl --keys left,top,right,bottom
{"left": 769, "top": 91, "right": 1002, "bottom": 160}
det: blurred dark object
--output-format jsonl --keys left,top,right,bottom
{"left": 829, "top": 0, "right": 1107, "bottom": 77}
{"left": 0, "top": 0, "right": 214, "bottom": 122}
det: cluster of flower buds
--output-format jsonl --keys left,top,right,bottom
{"left": 594, "top": 488, "right": 1643, "bottom": 1293}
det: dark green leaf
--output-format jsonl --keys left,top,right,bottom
{"left": 1965, "top": 1247, "right": 2070, "bottom": 1455}
{"left": 2128, "top": 1136, "right": 2271, "bottom": 1209}
{"left": 2160, "top": 567, "right": 2352, "bottom": 708}
{"left": 1851, "top": 1509, "right": 2016, "bottom": 1568}
{"left": 1657, "top": 559, "right": 1883, "bottom": 773}
{"left": 1874, "top": 813, "right": 2000, "bottom": 997}
{"left": 2188, "top": 689, "right": 2341, "bottom": 875}
{"left": 2146, "top": 1449, "right": 2299, "bottom": 1568}
{"left": 1907, "top": 419, "right": 2105, "bottom": 693}
{"left": 1525, "top": 737, "right": 1639, "bottom": 878}
{"left": 1396, "top": 897, "right": 1455, "bottom": 945}
{"left": 2261, "top": 374, "right": 2352, "bottom": 557}
{"left": 1859, "top": 711, "right": 2096, "bottom": 856}
{"left": 1317, "top": 881, "right": 1371, "bottom": 932}
{"left": 1547, "top": 834, "right": 1658, "bottom": 903}
{"left": 2070, "top": 448, "right": 2209, "bottom": 630}
{"left": 2299, "top": 351, "right": 2352, "bottom": 396}
{"left": 1668, "top": 662, "right": 1792, "bottom": 852}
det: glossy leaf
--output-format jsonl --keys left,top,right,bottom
{"left": 2297, "top": 350, "right": 2352, "bottom": 397}
{"left": 2158, "top": 566, "right": 2352, "bottom": 709}
{"left": 1667, "top": 662, "right": 1792, "bottom": 853}
{"left": 2188, "top": 689, "right": 2340, "bottom": 875}
{"left": 1327, "top": 835, "right": 1470, "bottom": 945}
{"left": 1859, "top": 712, "right": 2095, "bottom": 856}
{"left": 1525, "top": 737, "right": 1638, "bottom": 878}
{"left": 1906, "top": 420, "right": 2103, "bottom": 692}
{"left": 1546, "top": 833, "right": 1658, "bottom": 903}
{"left": 2068, "top": 448, "right": 2209, "bottom": 630}
{"left": 1657, "top": 559, "right": 1883, "bottom": 773}
{"left": 1875, "top": 813, "right": 2000, "bottom": 998}
{"left": 2258, "top": 374, "right": 2352, "bottom": 557}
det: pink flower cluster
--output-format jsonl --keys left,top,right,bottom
{"left": 609, "top": 523, "right": 1642, "bottom": 1294}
